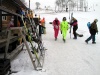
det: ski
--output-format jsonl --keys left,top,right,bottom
{"left": 22, "top": 14, "right": 46, "bottom": 69}
{"left": 76, "top": 33, "right": 83, "bottom": 37}
{"left": 21, "top": 15, "right": 42, "bottom": 67}
{"left": 69, "top": 12, "right": 73, "bottom": 39}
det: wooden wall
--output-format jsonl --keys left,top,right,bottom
{"left": 1, "top": 0, "right": 17, "bottom": 28}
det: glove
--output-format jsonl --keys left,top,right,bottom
{"left": 61, "top": 31, "right": 62, "bottom": 34}
{"left": 97, "top": 32, "right": 98, "bottom": 34}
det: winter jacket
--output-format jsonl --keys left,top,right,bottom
{"left": 90, "top": 21, "right": 98, "bottom": 35}
{"left": 60, "top": 21, "right": 69, "bottom": 31}
{"left": 40, "top": 18, "right": 45, "bottom": 26}
{"left": 70, "top": 20, "right": 78, "bottom": 26}
{"left": 53, "top": 20, "right": 60, "bottom": 29}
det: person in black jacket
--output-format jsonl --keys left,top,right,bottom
{"left": 85, "top": 19, "right": 98, "bottom": 44}
{"left": 70, "top": 17, "right": 78, "bottom": 39}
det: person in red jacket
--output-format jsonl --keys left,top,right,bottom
{"left": 40, "top": 17, "right": 45, "bottom": 34}
{"left": 53, "top": 18, "right": 60, "bottom": 40}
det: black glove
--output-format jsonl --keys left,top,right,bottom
{"left": 61, "top": 31, "right": 62, "bottom": 34}
{"left": 97, "top": 32, "right": 98, "bottom": 34}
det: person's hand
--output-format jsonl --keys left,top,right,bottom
{"left": 61, "top": 31, "right": 62, "bottom": 34}
{"left": 97, "top": 32, "right": 98, "bottom": 34}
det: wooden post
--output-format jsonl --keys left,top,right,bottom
{"left": 0, "top": 0, "right": 2, "bottom": 6}
{"left": 0, "top": 10, "right": 2, "bottom": 32}
{"left": 14, "top": 15, "right": 18, "bottom": 27}
{"left": 4, "top": 30, "right": 11, "bottom": 59}
{"left": 0, "top": 0, "right": 2, "bottom": 31}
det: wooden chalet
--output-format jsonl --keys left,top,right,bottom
{"left": 0, "top": 0, "right": 28, "bottom": 60}
{"left": 0, "top": 1, "right": 46, "bottom": 73}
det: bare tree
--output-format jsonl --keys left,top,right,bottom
{"left": 35, "top": 2, "right": 40, "bottom": 9}
{"left": 55, "top": 0, "right": 88, "bottom": 12}
{"left": 55, "top": 0, "right": 61, "bottom": 12}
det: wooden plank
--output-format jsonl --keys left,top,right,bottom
{"left": 14, "top": 15, "right": 18, "bottom": 27}
{"left": 0, "top": 6, "right": 21, "bottom": 17}
{"left": 7, "top": 43, "right": 24, "bottom": 60}
{"left": 0, "top": 0, "right": 2, "bottom": 6}
{"left": 4, "top": 30, "right": 11, "bottom": 59}
{"left": 0, "top": 43, "right": 23, "bottom": 60}
{"left": 0, "top": 36, "right": 19, "bottom": 48}
{"left": 0, "top": 10, "right": 2, "bottom": 31}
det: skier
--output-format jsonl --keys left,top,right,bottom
{"left": 70, "top": 17, "right": 78, "bottom": 39}
{"left": 85, "top": 19, "right": 98, "bottom": 44}
{"left": 53, "top": 18, "right": 60, "bottom": 41}
{"left": 40, "top": 17, "right": 45, "bottom": 34}
{"left": 60, "top": 17, "right": 69, "bottom": 42}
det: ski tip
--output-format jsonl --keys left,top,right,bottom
{"left": 45, "top": 49, "right": 47, "bottom": 50}
{"left": 41, "top": 69, "right": 46, "bottom": 72}
{"left": 36, "top": 68, "right": 46, "bottom": 72}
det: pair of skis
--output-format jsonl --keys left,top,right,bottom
{"left": 69, "top": 12, "right": 73, "bottom": 39}
{"left": 21, "top": 15, "right": 44, "bottom": 70}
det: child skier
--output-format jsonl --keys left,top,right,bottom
{"left": 60, "top": 17, "right": 69, "bottom": 42}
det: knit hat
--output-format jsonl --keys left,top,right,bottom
{"left": 94, "top": 19, "right": 98, "bottom": 22}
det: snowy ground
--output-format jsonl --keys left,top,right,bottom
{"left": 11, "top": 5, "right": 100, "bottom": 75}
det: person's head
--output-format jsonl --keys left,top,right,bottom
{"left": 43, "top": 17, "right": 45, "bottom": 20}
{"left": 55, "top": 18, "right": 58, "bottom": 20}
{"left": 94, "top": 19, "right": 98, "bottom": 23}
{"left": 72, "top": 17, "right": 76, "bottom": 20}
{"left": 63, "top": 17, "right": 66, "bottom": 21}
{"left": 11, "top": 18, "right": 14, "bottom": 22}
{"left": 35, "top": 14, "right": 37, "bottom": 17}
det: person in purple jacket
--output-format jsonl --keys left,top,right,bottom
{"left": 70, "top": 17, "right": 78, "bottom": 39}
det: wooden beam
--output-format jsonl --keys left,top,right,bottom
{"left": 2, "top": 14, "right": 14, "bottom": 16}
{"left": 14, "top": 15, "right": 18, "bottom": 27}
{"left": 0, "top": 10, "right": 2, "bottom": 31}
{"left": 4, "top": 30, "right": 11, "bottom": 59}
{"left": 0, "top": 6, "right": 21, "bottom": 17}
{"left": 0, "top": 0, "right": 2, "bottom": 6}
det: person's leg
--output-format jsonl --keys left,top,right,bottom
{"left": 56, "top": 29, "right": 59, "bottom": 38}
{"left": 54, "top": 28, "right": 57, "bottom": 40}
{"left": 92, "top": 35, "right": 96, "bottom": 44}
{"left": 73, "top": 28, "right": 76, "bottom": 39}
{"left": 85, "top": 35, "right": 92, "bottom": 43}
{"left": 62, "top": 30, "right": 67, "bottom": 42}
{"left": 73, "top": 26, "right": 78, "bottom": 39}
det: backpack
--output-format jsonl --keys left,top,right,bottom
{"left": 87, "top": 22, "right": 91, "bottom": 29}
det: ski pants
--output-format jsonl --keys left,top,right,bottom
{"left": 73, "top": 25, "right": 78, "bottom": 38}
{"left": 54, "top": 28, "right": 59, "bottom": 38}
{"left": 86, "top": 34, "right": 96, "bottom": 42}
{"left": 62, "top": 30, "right": 68, "bottom": 40}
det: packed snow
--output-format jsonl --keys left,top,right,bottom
{"left": 11, "top": 5, "right": 100, "bottom": 75}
